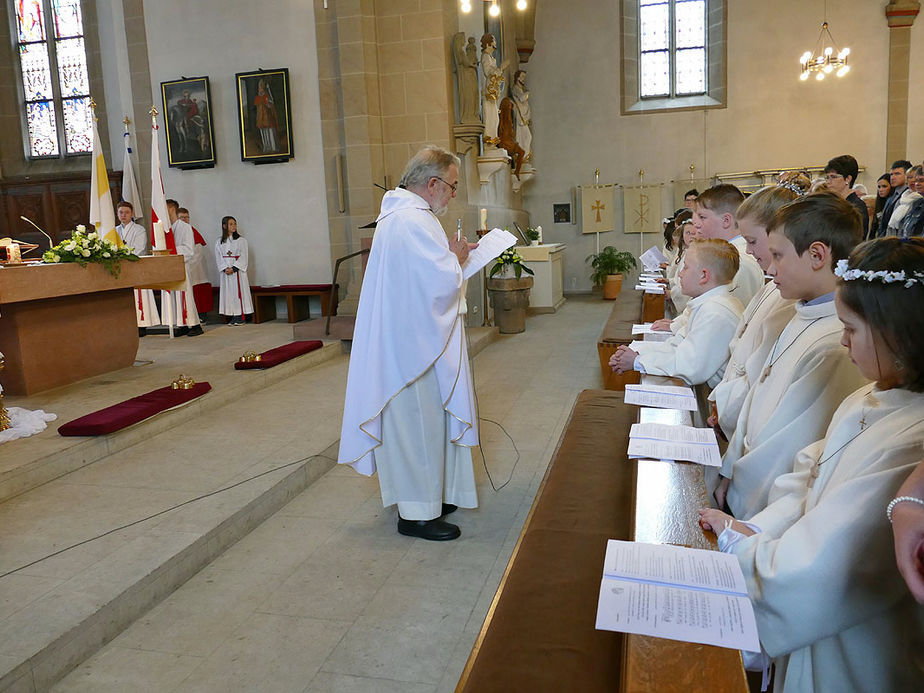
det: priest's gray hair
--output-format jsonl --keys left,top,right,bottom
{"left": 399, "top": 145, "right": 461, "bottom": 191}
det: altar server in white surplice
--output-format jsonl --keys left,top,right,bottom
{"left": 610, "top": 239, "right": 743, "bottom": 389}
{"left": 116, "top": 201, "right": 159, "bottom": 331}
{"left": 338, "top": 146, "right": 479, "bottom": 542}
{"left": 700, "top": 237, "right": 924, "bottom": 693}
{"left": 707, "top": 179, "right": 810, "bottom": 440}
{"left": 163, "top": 199, "right": 202, "bottom": 336}
{"left": 215, "top": 216, "right": 253, "bottom": 325}
{"left": 717, "top": 194, "right": 866, "bottom": 516}
{"left": 693, "top": 184, "right": 765, "bottom": 308}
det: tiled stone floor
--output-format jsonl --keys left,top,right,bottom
{"left": 41, "top": 296, "right": 613, "bottom": 692}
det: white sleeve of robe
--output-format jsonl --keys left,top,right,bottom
{"left": 119, "top": 222, "right": 148, "bottom": 255}
{"left": 728, "top": 386, "right": 924, "bottom": 693}
{"left": 635, "top": 288, "right": 743, "bottom": 388}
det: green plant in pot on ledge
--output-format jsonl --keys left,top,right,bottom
{"left": 586, "top": 246, "right": 637, "bottom": 299}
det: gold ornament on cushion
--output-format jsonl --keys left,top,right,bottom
{"left": 170, "top": 374, "right": 196, "bottom": 390}
{"left": 239, "top": 351, "right": 262, "bottom": 363}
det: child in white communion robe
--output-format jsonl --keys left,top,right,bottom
{"left": 699, "top": 237, "right": 924, "bottom": 693}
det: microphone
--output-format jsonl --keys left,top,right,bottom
{"left": 20, "top": 216, "right": 54, "bottom": 250}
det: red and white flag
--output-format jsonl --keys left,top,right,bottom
{"left": 150, "top": 114, "right": 172, "bottom": 251}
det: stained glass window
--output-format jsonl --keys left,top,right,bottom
{"left": 639, "top": 0, "right": 706, "bottom": 98}
{"left": 14, "top": 0, "right": 92, "bottom": 157}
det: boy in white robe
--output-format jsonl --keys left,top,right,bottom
{"left": 609, "top": 239, "right": 743, "bottom": 389}
{"left": 706, "top": 179, "right": 810, "bottom": 440}
{"left": 700, "top": 237, "right": 924, "bottom": 692}
{"left": 338, "top": 146, "right": 479, "bottom": 542}
{"left": 116, "top": 201, "right": 159, "bottom": 334}
{"left": 716, "top": 193, "right": 866, "bottom": 516}
{"left": 163, "top": 199, "right": 202, "bottom": 336}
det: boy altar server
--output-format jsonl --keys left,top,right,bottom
{"left": 716, "top": 193, "right": 866, "bottom": 516}
{"left": 162, "top": 199, "right": 203, "bottom": 336}
{"left": 116, "top": 201, "right": 159, "bottom": 334}
{"left": 610, "top": 239, "right": 743, "bottom": 388}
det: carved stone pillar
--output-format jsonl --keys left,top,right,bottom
{"left": 884, "top": 1, "right": 920, "bottom": 167}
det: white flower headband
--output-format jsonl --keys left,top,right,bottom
{"left": 835, "top": 259, "right": 924, "bottom": 288}
{"left": 777, "top": 181, "right": 806, "bottom": 196}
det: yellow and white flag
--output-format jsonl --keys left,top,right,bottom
{"left": 580, "top": 184, "right": 616, "bottom": 234}
{"left": 89, "top": 116, "right": 121, "bottom": 247}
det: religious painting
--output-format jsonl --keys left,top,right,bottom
{"left": 580, "top": 184, "right": 616, "bottom": 234}
{"left": 623, "top": 185, "right": 663, "bottom": 234}
{"left": 553, "top": 203, "right": 571, "bottom": 224}
{"left": 235, "top": 68, "right": 294, "bottom": 164}
{"left": 160, "top": 76, "right": 216, "bottom": 169}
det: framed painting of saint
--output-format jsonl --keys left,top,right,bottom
{"left": 160, "top": 76, "right": 216, "bottom": 169}
{"left": 235, "top": 68, "right": 293, "bottom": 164}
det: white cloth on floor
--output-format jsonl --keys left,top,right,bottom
{"left": 0, "top": 407, "right": 57, "bottom": 443}
{"left": 338, "top": 187, "right": 478, "bottom": 482}
{"left": 117, "top": 221, "right": 160, "bottom": 327}
{"left": 374, "top": 366, "right": 478, "bottom": 520}
{"left": 634, "top": 283, "right": 743, "bottom": 388}
{"left": 215, "top": 236, "right": 254, "bottom": 316}
{"left": 725, "top": 384, "right": 924, "bottom": 693}
{"left": 708, "top": 282, "right": 795, "bottom": 438}
{"left": 722, "top": 300, "right": 868, "bottom": 519}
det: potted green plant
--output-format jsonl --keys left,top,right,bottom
{"left": 586, "top": 246, "right": 638, "bottom": 299}
{"left": 524, "top": 227, "right": 540, "bottom": 246}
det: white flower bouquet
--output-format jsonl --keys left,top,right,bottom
{"left": 489, "top": 247, "right": 535, "bottom": 279}
{"left": 42, "top": 225, "right": 139, "bottom": 277}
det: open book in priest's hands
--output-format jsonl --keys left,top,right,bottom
{"left": 595, "top": 540, "right": 760, "bottom": 652}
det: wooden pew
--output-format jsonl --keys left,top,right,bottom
{"left": 456, "top": 386, "right": 747, "bottom": 692}
{"left": 250, "top": 284, "right": 335, "bottom": 323}
{"left": 597, "top": 289, "right": 643, "bottom": 390}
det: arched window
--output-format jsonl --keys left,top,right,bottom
{"left": 12, "top": 0, "right": 92, "bottom": 158}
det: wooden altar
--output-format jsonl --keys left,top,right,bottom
{"left": 0, "top": 256, "right": 185, "bottom": 395}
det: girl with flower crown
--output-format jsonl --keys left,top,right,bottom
{"left": 699, "top": 237, "right": 924, "bottom": 692}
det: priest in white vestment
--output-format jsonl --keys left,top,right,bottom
{"left": 338, "top": 146, "right": 478, "bottom": 542}
{"left": 163, "top": 199, "right": 202, "bottom": 336}
{"left": 116, "top": 201, "right": 159, "bottom": 332}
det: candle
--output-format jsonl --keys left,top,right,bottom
{"left": 480, "top": 208, "right": 487, "bottom": 230}
{"left": 153, "top": 221, "right": 166, "bottom": 251}
{"left": 536, "top": 225, "right": 543, "bottom": 244}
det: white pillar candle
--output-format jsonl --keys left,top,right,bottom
{"left": 153, "top": 221, "right": 166, "bottom": 251}
{"left": 536, "top": 225, "right": 543, "bottom": 244}
{"left": 480, "top": 208, "right": 487, "bottom": 230}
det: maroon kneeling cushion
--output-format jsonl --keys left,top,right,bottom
{"left": 234, "top": 340, "right": 323, "bottom": 370}
{"left": 58, "top": 383, "right": 212, "bottom": 436}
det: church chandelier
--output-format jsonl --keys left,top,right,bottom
{"left": 459, "top": 1, "right": 528, "bottom": 16}
{"left": 799, "top": 1, "right": 851, "bottom": 81}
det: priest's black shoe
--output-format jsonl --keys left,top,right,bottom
{"left": 173, "top": 326, "right": 189, "bottom": 336}
{"left": 186, "top": 325, "right": 204, "bottom": 336}
{"left": 397, "top": 517, "right": 461, "bottom": 541}
{"left": 441, "top": 503, "right": 458, "bottom": 516}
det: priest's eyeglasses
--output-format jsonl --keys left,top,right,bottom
{"left": 432, "top": 176, "right": 458, "bottom": 193}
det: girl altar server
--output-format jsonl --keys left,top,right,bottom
{"left": 700, "top": 237, "right": 924, "bottom": 693}
{"left": 707, "top": 176, "right": 809, "bottom": 440}
{"left": 215, "top": 216, "right": 253, "bottom": 325}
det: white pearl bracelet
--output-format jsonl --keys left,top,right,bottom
{"left": 886, "top": 496, "right": 924, "bottom": 523}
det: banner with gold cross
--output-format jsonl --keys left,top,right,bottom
{"left": 580, "top": 184, "right": 616, "bottom": 235}
{"left": 623, "top": 185, "right": 662, "bottom": 234}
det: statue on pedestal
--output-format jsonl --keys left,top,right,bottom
{"left": 480, "top": 33, "right": 508, "bottom": 148}
{"left": 498, "top": 97, "right": 524, "bottom": 178}
{"left": 452, "top": 33, "right": 480, "bottom": 125}
{"left": 511, "top": 70, "right": 533, "bottom": 166}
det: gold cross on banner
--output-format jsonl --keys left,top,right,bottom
{"left": 592, "top": 200, "right": 605, "bottom": 223}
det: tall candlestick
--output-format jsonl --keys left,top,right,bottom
{"left": 480, "top": 208, "right": 487, "bottom": 230}
{"left": 153, "top": 221, "right": 166, "bottom": 251}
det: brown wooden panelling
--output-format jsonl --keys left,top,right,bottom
{"left": 0, "top": 171, "right": 121, "bottom": 250}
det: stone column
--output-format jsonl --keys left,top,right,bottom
{"left": 884, "top": 1, "right": 920, "bottom": 168}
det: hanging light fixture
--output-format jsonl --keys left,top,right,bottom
{"left": 489, "top": 1, "right": 500, "bottom": 17}
{"left": 461, "top": 1, "right": 528, "bottom": 16}
{"left": 799, "top": 1, "right": 851, "bottom": 81}
{"left": 461, "top": 1, "right": 472, "bottom": 11}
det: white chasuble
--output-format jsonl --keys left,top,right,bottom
{"left": 635, "top": 284, "right": 743, "bottom": 388}
{"left": 338, "top": 188, "right": 478, "bottom": 491}
{"left": 215, "top": 236, "right": 254, "bottom": 315}
{"left": 161, "top": 219, "right": 200, "bottom": 328}
{"left": 722, "top": 301, "right": 868, "bottom": 518}
{"left": 708, "top": 282, "right": 796, "bottom": 438}
{"left": 118, "top": 222, "right": 160, "bottom": 327}
{"left": 728, "top": 235, "right": 765, "bottom": 308}
{"left": 729, "top": 385, "right": 924, "bottom": 693}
